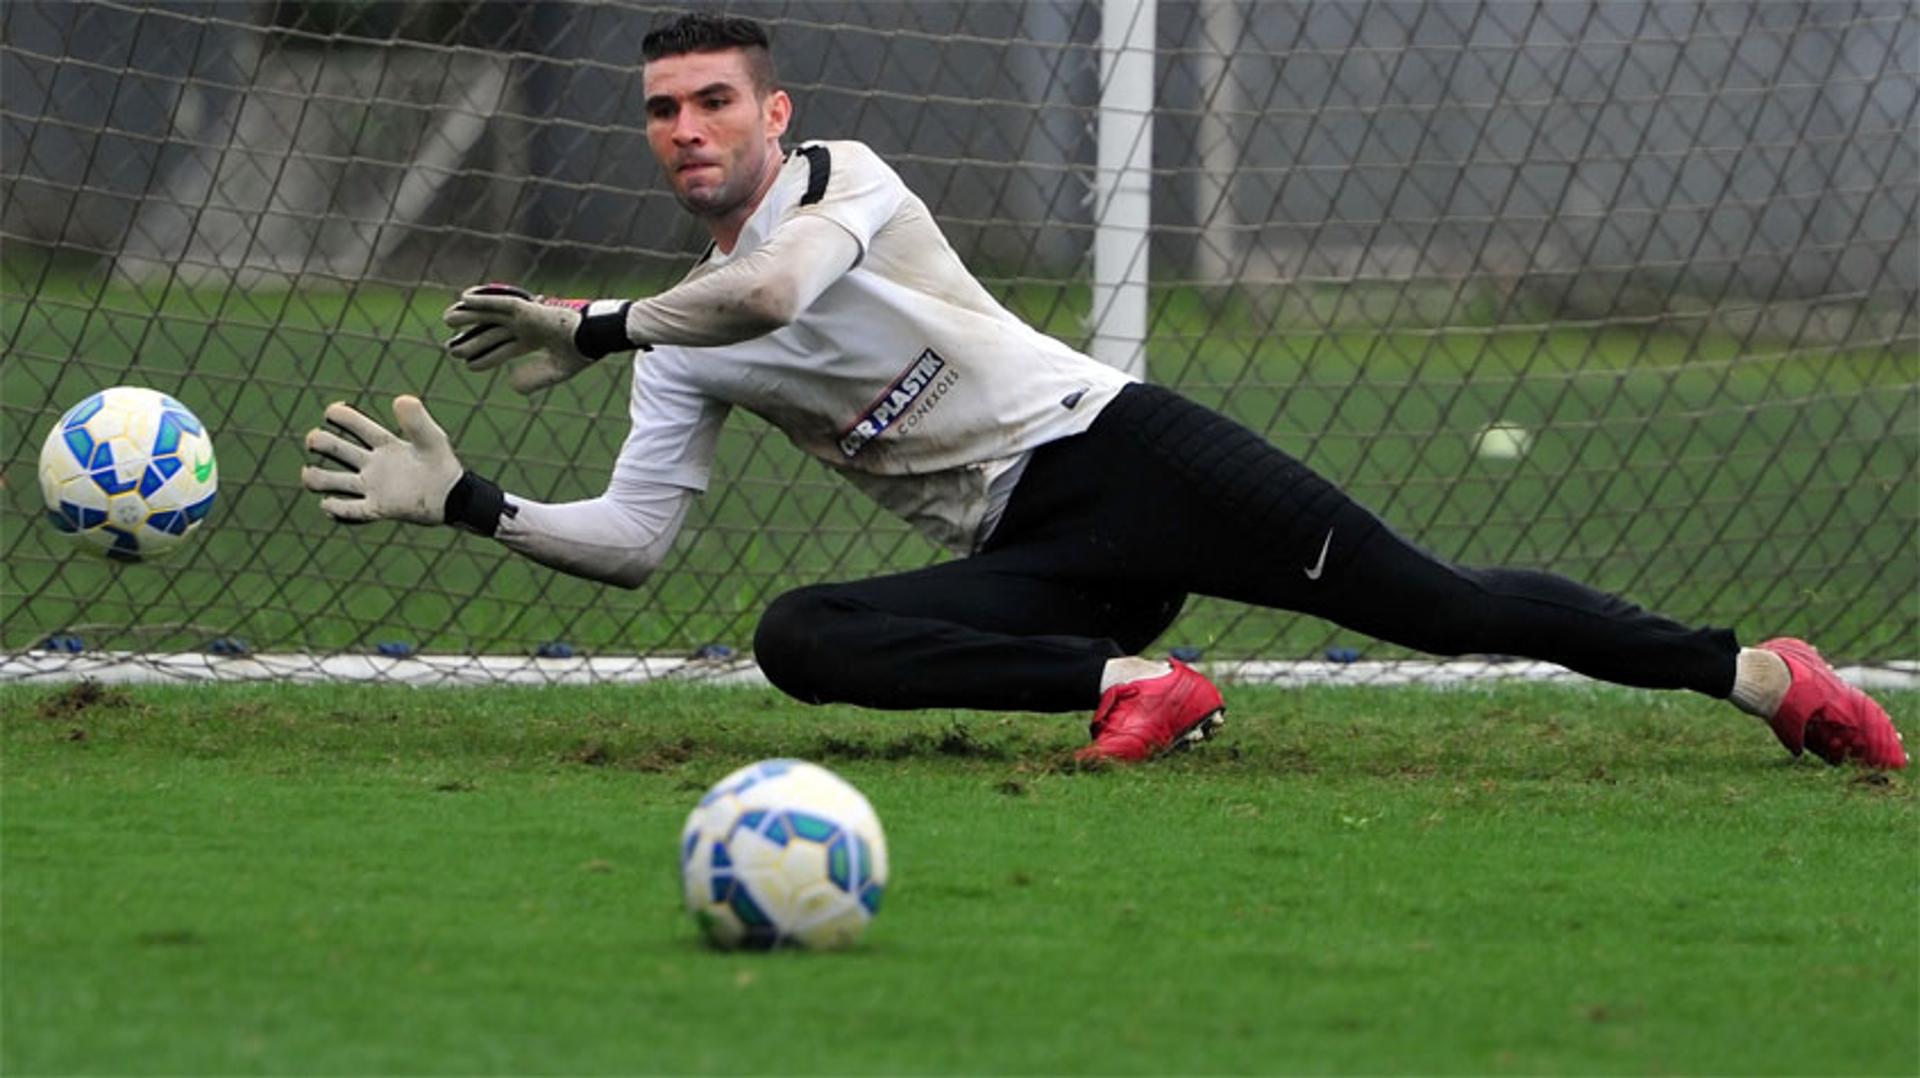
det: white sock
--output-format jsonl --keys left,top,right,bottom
{"left": 1100, "top": 657, "right": 1173, "bottom": 693}
{"left": 1728, "top": 647, "right": 1791, "bottom": 719}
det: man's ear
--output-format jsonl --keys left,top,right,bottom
{"left": 764, "top": 89, "right": 792, "bottom": 140}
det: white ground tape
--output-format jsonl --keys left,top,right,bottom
{"left": 0, "top": 651, "right": 769, "bottom": 687}
{"left": 3, "top": 652, "right": 1915, "bottom": 692}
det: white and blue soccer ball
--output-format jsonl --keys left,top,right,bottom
{"left": 680, "top": 759, "right": 888, "bottom": 951}
{"left": 38, "top": 386, "right": 217, "bottom": 562}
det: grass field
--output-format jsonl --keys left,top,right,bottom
{"left": 4, "top": 679, "right": 1915, "bottom": 1075}
{"left": 5, "top": 251, "right": 1916, "bottom": 662}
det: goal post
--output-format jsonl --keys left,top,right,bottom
{"left": 1092, "top": 0, "right": 1153, "bottom": 376}
{"left": 3, "top": 0, "right": 1914, "bottom": 682}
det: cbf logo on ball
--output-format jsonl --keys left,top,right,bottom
{"left": 837, "top": 348, "right": 950, "bottom": 458}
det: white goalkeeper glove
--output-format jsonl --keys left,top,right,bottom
{"left": 300, "top": 396, "right": 508, "bottom": 534}
{"left": 443, "top": 284, "right": 637, "bottom": 395}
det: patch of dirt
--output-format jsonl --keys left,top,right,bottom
{"left": 560, "top": 736, "right": 702, "bottom": 771}
{"left": 35, "top": 681, "right": 131, "bottom": 720}
{"left": 811, "top": 723, "right": 1012, "bottom": 763}
{"left": 623, "top": 736, "right": 699, "bottom": 773}
{"left": 562, "top": 740, "right": 613, "bottom": 766}
{"left": 933, "top": 724, "right": 1006, "bottom": 760}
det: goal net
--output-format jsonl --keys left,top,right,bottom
{"left": 4, "top": 1, "right": 1914, "bottom": 683}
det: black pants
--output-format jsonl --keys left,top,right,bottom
{"left": 753, "top": 383, "right": 1740, "bottom": 712}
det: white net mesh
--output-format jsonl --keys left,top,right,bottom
{"left": 4, "top": 1, "right": 1914, "bottom": 679}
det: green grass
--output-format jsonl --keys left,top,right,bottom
{"left": 4, "top": 680, "right": 1916, "bottom": 1075}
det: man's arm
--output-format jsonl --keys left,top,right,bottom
{"left": 491, "top": 479, "right": 695, "bottom": 590}
{"left": 444, "top": 216, "right": 861, "bottom": 393}
{"left": 300, "top": 395, "right": 696, "bottom": 589}
{"left": 623, "top": 215, "right": 861, "bottom": 346}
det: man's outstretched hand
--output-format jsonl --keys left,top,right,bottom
{"left": 300, "top": 395, "right": 463, "bottom": 525}
{"left": 443, "top": 284, "right": 633, "bottom": 394}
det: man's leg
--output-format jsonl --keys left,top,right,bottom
{"left": 1076, "top": 383, "right": 1742, "bottom": 695}
{"left": 752, "top": 552, "right": 1185, "bottom": 713}
{"left": 1063, "top": 383, "right": 1903, "bottom": 767}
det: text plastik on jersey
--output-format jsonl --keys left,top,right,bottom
{"left": 837, "top": 348, "right": 949, "bottom": 457}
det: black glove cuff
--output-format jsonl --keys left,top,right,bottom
{"left": 443, "top": 471, "right": 512, "bottom": 537}
{"left": 574, "top": 300, "right": 636, "bottom": 360}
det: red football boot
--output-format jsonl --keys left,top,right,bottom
{"left": 1076, "top": 659, "right": 1227, "bottom": 763}
{"left": 1759, "top": 638, "right": 1907, "bottom": 769}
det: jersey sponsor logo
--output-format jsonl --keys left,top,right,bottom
{"left": 838, "top": 348, "right": 951, "bottom": 458}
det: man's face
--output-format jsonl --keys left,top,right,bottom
{"left": 643, "top": 49, "right": 791, "bottom": 221}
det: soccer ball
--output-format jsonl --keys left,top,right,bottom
{"left": 1472, "top": 421, "right": 1533, "bottom": 461}
{"left": 680, "top": 759, "right": 888, "bottom": 951}
{"left": 38, "top": 386, "right": 218, "bottom": 562}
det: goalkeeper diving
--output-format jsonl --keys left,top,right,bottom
{"left": 300, "top": 12, "right": 1905, "bottom": 769}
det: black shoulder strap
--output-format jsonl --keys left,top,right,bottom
{"left": 796, "top": 144, "right": 831, "bottom": 206}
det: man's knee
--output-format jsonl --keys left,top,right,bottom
{"left": 753, "top": 585, "right": 847, "bottom": 704}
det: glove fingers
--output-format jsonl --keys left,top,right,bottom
{"left": 391, "top": 395, "right": 451, "bottom": 454}
{"left": 446, "top": 324, "right": 520, "bottom": 366}
{"left": 442, "top": 304, "right": 503, "bottom": 329}
{"left": 304, "top": 428, "right": 368, "bottom": 469}
{"left": 445, "top": 293, "right": 524, "bottom": 324}
{"left": 444, "top": 294, "right": 525, "bottom": 327}
{"left": 461, "top": 283, "right": 534, "bottom": 302}
{"left": 447, "top": 326, "right": 529, "bottom": 370}
{"left": 323, "top": 402, "right": 397, "bottom": 448}
{"left": 300, "top": 464, "right": 364, "bottom": 497}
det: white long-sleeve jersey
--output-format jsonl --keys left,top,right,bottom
{"left": 494, "top": 140, "right": 1136, "bottom": 587}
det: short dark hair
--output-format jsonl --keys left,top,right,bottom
{"left": 641, "top": 13, "right": 779, "bottom": 94}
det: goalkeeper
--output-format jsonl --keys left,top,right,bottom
{"left": 300, "top": 12, "right": 1904, "bottom": 769}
